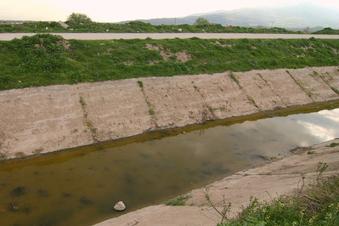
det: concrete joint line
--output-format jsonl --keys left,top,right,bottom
{"left": 286, "top": 70, "right": 315, "bottom": 101}
{"left": 256, "top": 72, "right": 286, "bottom": 105}
{"left": 192, "top": 81, "right": 217, "bottom": 120}
{"left": 316, "top": 71, "right": 339, "bottom": 95}
{"left": 137, "top": 80, "right": 159, "bottom": 129}
{"left": 228, "top": 72, "right": 260, "bottom": 110}
{"left": 79, "top": 95, "right": 99, "bottom": 142}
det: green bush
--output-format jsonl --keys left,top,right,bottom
{"left": 194, "top": 17, "right": 211, "bottom": 26}
{"left": 66, "top": 13, "right": 92, "bottom": 27}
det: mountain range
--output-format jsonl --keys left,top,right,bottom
{"left": 141, "top": 4, "right": 339, "bottom": 29}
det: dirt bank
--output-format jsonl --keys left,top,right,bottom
{"left": 94, "top": 139, "right": 339, "bottom": 226}
{"left": 0, "top": 66, "right": 338, "bottom": 159}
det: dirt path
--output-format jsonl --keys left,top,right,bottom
{"left": 94, "top": 139, "right": 339, "bottom": 226}
{"left": 1, "top": 33, "right": 339, "bottom": 41}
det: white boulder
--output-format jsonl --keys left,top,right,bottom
{"left": 113, "top": 201, "right": 126, "bottom": 211}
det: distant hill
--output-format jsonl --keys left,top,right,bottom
{"left": 141, "top": 4, "right": 339, "bottom": 29}
{"left": 314, "top": 27, "right": 339, "bottom": 34}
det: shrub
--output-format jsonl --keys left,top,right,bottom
{"left": 66, "top": 13, "right": 92, "bottom": 27}
{"left": 194, "top": 17, "right": 210, "bottom": 26}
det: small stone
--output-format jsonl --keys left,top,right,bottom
{"left": 113, "top": 201, "right": 126, "bottom": 212}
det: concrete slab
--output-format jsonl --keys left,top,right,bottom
{"left": 77, "top": 80, "right": 153, "bottom": 141}
{"left": 313, "top": 66, "right": 339, "bottom": 94}
{"left": 259, "top": 69, "right": 313, "bottom": 106}
{"left": 234, "top": 70, "right": 284, "bottom": 111}
{"left": 288, "top": 68, "right": 338, "bottom": 102}
{"left": 0, "top": 86, "right": 92, "bottom": 158}
{"left": 191, "top": 73, "right": 258, "bottom": 119}
{"left": 141, "top": 76, "right": 212, "bottom": 128}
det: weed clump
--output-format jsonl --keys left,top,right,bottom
{"left": 137, "top": 80, "right": 144, "bottom": 88}
{"left": 11, "top": 34, "right": 69, "bottom": 73}
{"left": 165, "top": 195, "right": 190, "bottom": 206}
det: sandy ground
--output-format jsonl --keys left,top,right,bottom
{"left": 1, "top": 33, "right": 339, "bottom": 41}
{"left": 94, "top": 139, "right": 339, "bottom": 226}
{"left": 0, "top": 66, "right": 338, "bottom": 159}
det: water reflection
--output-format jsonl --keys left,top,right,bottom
{"left": 0, "top": 108, "right": 338, "bottom": 226}
{"left": 296, "top": 109, "right": 339, "bottom": 141}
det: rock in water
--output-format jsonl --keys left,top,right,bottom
{"left": 113, "top": 201, "right": 126, "bottom": 211}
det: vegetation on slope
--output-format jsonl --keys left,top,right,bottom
{"left": 314, "top": 28, "right": 339, "bottom": 35}
{"left": 0, "top": 13, "right": 293, "bottom": 34}
{"left": 1, "top": 34, "right": 339, "bottom": 90}
{"left": 219, "top": 175, "right": 339, "bottom": 226}
{"left": 0, "top": 21, "right": 293, "bottom": 34}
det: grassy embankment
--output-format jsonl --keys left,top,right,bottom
{"left": 220, "top": 175, "right": 339, "bottom": 226}
{"left": 0, "top": 21, "right": 293, "bottom": 33}
{"left": 0, "top": 34, "right": 339, "bottom": 91}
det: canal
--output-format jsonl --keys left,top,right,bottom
{"left": 0, "top": 107, "right": 339, "bottom": 226}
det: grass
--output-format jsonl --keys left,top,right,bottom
{"left": 219, "top": 175, "right": 339, "bottom": 226}
{"left": 1, "top": 34, "right": 339, "bottom": 90}
{"left": 165, "top": 194, "right": 190, "bottom": 206}
{"left": 0, "top": 21, "right": 295, "bottom": 34}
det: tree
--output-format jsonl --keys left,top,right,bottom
{"left": 66, "top": 13, "right": 92, "bottom": 26}
{"left": 194, "top": 17, "right": 210, "bottom": 26}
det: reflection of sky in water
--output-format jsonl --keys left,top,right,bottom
{"left": 318, "top": 109, "right": 339, "bottom": 123}
{"left": 182, "top": 108, "right": 339, "bottom": 158}
{"left": 295, "top": 109, "right": 339, "bottom": 142}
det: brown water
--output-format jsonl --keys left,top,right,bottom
{"left": 0, "top": 108, "right": 339, "bottom": 226}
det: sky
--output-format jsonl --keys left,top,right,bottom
{"left": 1, "top": 0, "right": 339, "bottom": 22}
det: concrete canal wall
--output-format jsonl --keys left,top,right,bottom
{"left": 0, "top": 66, "right": 338, "bottom": 159}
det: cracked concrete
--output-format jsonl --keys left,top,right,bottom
{"left": 0, "top": 66, "right": 338, "bottom": 159}
{"left": 94, "top": 139, "right": 339, "bottom": 226}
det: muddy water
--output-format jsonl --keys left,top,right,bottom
{"left": 0, "top": 108, "right": 339, "bottom": 226}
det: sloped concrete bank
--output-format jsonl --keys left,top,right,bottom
{"left": 0, "top": 66, "right": 339, "bottom": 159}
{"left": 94, "top": 139, "right": 339, "bottom": 226}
